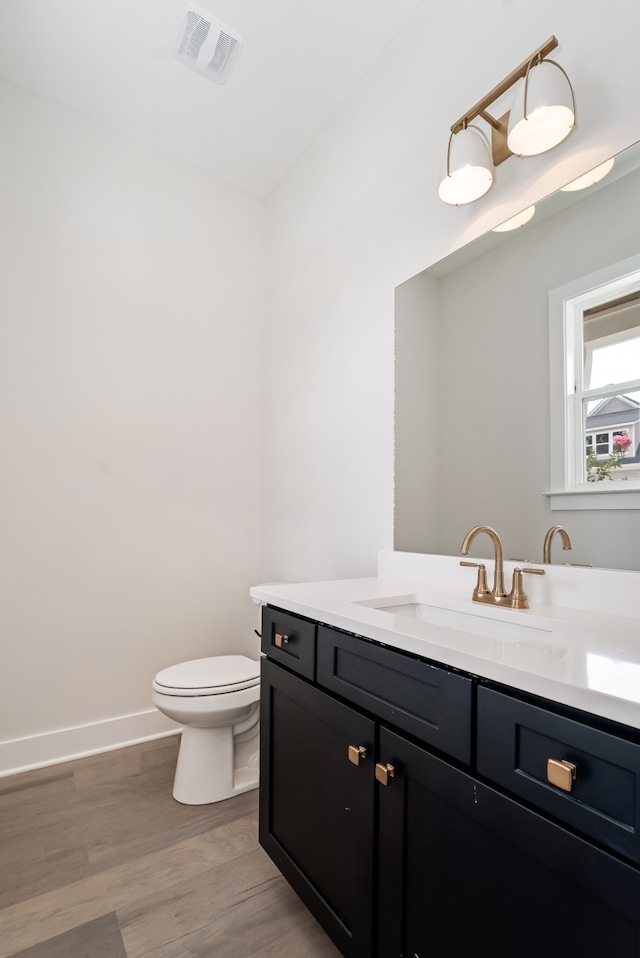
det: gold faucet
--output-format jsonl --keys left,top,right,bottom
{"left": 460, "top": 525, "right": 545, "bottom": 609}
{"left": 459, "top": 525, "right": 508, "bottom": 605}
{"left": 543, "top": 525, "right": 572, "bottom": 564}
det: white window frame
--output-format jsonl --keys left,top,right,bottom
{"left": 548, "top": 253, "right": 640, "bottom": 510}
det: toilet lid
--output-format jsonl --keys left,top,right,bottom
{"left": 153, "top": 655, "right": 260, "bottom": 696}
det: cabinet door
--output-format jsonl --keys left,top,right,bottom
{"left": 260, "top": 658, "right": 375, "bottom": 958}
{"left": 377, "top": 727, "right": 640, "bottom": 958}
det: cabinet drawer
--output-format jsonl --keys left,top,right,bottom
{"left": 317, "top": 626, "right": 472, "bottom": 764}
{"left": 261, "top": 607, "right": 316, "bottom": 680}
{"left": 477, "top": 685, "right": 640, "bottom": 865}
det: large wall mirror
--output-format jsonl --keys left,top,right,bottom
{"left": 395, "top": 140, "right": 640, "bottom": 571}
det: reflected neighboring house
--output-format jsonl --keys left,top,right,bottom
{"left": 585, "top": 394, "right": 640, "bottom": 479}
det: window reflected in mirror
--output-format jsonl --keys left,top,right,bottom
{"left": 549, "top": 257, "right": 640, "bottom": 503}
{"left": 581, "top": 293, "right": 640, "bottom": 482}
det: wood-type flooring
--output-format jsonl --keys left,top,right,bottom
{"left": 0, "top": 736, "right": 341, "bottom": 957}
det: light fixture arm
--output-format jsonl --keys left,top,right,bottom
{"left": 478, "top": 110, "right": 502, "bottom": 131}
{"left": 444, "top": 129, "right": 455, "bottom": 177}
{"left": 450, "top": 35, "right": 558, "bottom": 135}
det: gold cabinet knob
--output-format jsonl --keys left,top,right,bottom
{"left": 375, "top": 762, "right": 395, "bottom": 786}
{"left": 547, "top": 758, "right": 577, "bottom": 792}
{"left": 274, "top": 632, "right": 289, "bottom": 648}
{"left": 348, "top": 745, "right": 367, "bottom": 766}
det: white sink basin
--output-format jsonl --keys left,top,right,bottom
{"left": 354, "top": 594, "right": 566, "bottom": 643}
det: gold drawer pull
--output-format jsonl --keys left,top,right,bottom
{"left": 274, "top": 632, "right": 290, "bottom": 648}
{"left": 348, "top": 745, "right": 367, "bottom": 766}
{"left": 547, "top": 758, "right": 577, "bottom": 792}
{"left": 375, "top": 762, "right": 395, "bottom": 786}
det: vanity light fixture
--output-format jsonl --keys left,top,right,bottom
{"left": 491, "top": 204, "right": 536, "bottom": 232}
{"left": 560, "top": 157, "right": 615, "bottom": 192}
{"left": 439, "top": 36, "right": 576, "bottom": 206}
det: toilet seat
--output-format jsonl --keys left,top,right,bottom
{"left": 153, "top": 655, "right": 260, "bottom": 697}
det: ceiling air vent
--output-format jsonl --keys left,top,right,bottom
{"left": 174, "top": 5, "right": 243, "bottom": 84}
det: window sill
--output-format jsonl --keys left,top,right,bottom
{"left": 545, "top": 487, "right": 640, "bottom": 511}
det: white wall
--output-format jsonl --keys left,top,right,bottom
{"left": 263, "top": 0, "right": 640, "bottom": 583}
{"left": 0, "top": 79, "right": 266, "bottom": 772}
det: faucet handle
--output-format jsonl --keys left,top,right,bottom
{"left": 509, "top": 566, "right": 545, "bottom": 609}
{"left": 460, "top": 560, "right": 490, "bottom": 598}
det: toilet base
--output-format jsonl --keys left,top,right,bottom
{"left": 172, "top": 725, "right": 259, "bottom": 805}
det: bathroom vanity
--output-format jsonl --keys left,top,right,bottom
{"left": 252, "top": 552, "right": 640, "bottom": 958}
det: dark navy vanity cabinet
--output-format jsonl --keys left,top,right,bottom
{"left": 259, "top": 607, "right": 640, "bottom": 958}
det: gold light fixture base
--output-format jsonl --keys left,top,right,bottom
{"left": 489, "top": 112, "right": 512, "bottom": 166}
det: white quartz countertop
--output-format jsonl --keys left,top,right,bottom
{"left": 251, "top": 552, "right": 640, "bottom": 731}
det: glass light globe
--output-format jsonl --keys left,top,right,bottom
{"left": 438, "top": 126, "right": 494, "bottom": 205}
{"left": 507, "top": 59, "right": 575, "bottom": 157}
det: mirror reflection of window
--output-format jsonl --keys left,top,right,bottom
{"left": 550, "top": 257, "right": 640, "bottom": 502}
{"left": 580, "top": 293, "right": 640, "bottom": 482}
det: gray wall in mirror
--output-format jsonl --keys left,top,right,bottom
{"left": 395, "top": 150, "right": 640, "bottom": 571}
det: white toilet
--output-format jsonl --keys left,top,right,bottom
{"left": 152, "top": 655, "right": 261, "bottom": 805}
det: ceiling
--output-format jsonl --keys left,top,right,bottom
{"left": 0, "top": 0, "right": 422, "bottom": 197}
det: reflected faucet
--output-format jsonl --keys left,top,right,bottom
{"left": 459, "top": 525, "right": 507, "bottom": 603}
{"left": 543, "top": 525, "right": 572, "bottom": 564}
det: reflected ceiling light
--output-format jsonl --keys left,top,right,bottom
{"left": 440, "top": 36, "right": 576, "bottom": 206}
{"left": 491, "top": 205, "right": 536, "bottom": 232}
{"left": 438, "top": 124, "right": 494, "bottom": 205}
{"left": 560, "top": 157, "right": 615, "bottom": 192}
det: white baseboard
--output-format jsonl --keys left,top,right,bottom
{"left": 0, "top": 709, "right": 182, "bottom": 778}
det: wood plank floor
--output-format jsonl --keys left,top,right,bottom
{"left": 0, "top": 736, "right": 342, "bottom": 957}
